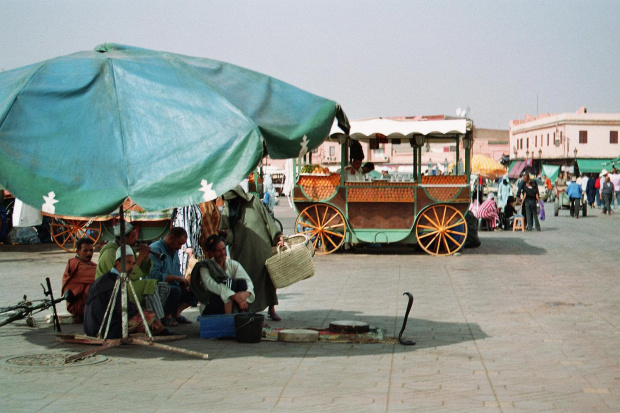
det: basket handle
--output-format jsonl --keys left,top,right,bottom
{"left": 276, "top": 244, "right": 290, "bottom": 257}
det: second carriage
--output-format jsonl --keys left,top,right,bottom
{"left": 292, "top": 117, "right": 474, "bottom": 256}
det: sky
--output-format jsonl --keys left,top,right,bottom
{"left": 1, "top": 0, "right": 619, "bottom": 129}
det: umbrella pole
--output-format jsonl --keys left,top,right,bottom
{"left": 119, "top": 207, "right": 129, "bottom": 340}
{"left": 62, "top": 204, "right": 208, "bottom": 362}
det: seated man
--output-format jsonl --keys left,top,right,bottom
{"left": 61, "top": 237, "right": 97, "bottom": 320}
{"left": 84, "top": 246, "right": 169, "bottom": 338}
{"left": 148, "top": 227, "right": 198, "bottom": 326}
{"left": 96, "top": 223, "right": 166, "bottom": 321}
{"left": 190, "top": 235, "right": 254, "bottom": 315}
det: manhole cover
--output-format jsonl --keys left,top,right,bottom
{"left": 3, "top": 353, "right": 108, "bottom": 368}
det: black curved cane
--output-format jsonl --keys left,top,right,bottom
{"left": 398, "top": 292, "right": 415, "bottom": 345}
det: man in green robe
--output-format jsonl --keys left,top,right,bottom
{"left": 220, "top": 186, "right": 284, "bottom": 319}
{"left": 95, "top": 223, "right": 164, "bottom": 318}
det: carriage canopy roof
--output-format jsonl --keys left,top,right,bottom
{"left": 329, "top": 117, "right": 471, "bottom": 143}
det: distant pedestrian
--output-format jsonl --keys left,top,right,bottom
{"left": 497, "top": 173, "right": 513, "bottom": 211}
{"left": 522, "top": 180, "right": 541, "bottom": 231}
{"left": 600, "top": 174, "right": 615, "bottom": 215}
{"left": 565, "top": 176, "right": 583, "bottom": 219}
{"left": 586, "top": 173, "right": 597, "bottom": 208}
{"left": 608, "top": 168, "right": 620, "bottom": 210}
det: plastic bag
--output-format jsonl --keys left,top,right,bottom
{"left": 539, "top": 199, "right": 546, "bottom": 221}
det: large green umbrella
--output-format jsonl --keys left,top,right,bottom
{"left": 0, "top": 43, "right": 347, "bottom": 217}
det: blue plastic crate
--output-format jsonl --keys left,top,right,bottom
{"left": 198, "top": 314, "right": 236, "bottom": 339}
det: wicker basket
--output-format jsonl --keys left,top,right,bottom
{"left": 266, "top": 238, "right": 315, "bottom": 289}
{"left": 285, "top": 234, "right": 315, "bottom": 257}
{"left": 271, "top": 234, "right": 315, "bottom": 257}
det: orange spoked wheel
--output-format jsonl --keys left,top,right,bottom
{"left": 294, "top": 204, "right": 346, "bottom": 255}
{"left": 415, "top": 205, "right": 467, "bottom": 256}
{"left": 50, "top": 218, "right": 102, "bottom": 252}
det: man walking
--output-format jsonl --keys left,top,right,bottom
{"left": 565, "top": 176, "right": 582, "bottom": 219}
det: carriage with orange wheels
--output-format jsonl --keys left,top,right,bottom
{"left": 46, "top": 199, "right": 172, "bottom": 252}
{"left": 292, "top": 117, "right": 474, "bottom": 256}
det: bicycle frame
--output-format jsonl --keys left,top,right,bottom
{"left": 0, "top": 277, "right": 65, "bottom": 331}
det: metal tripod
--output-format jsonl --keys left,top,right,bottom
{"left": 59, "top": 205, "right": 208, "bottom": 362}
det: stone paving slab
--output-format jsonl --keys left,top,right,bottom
{"left": 0, "top": 203, "right": 618, "bottom": 412}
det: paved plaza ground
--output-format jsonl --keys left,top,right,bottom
{"left": 0, "top": 202, "right": 618, "bottom": 412}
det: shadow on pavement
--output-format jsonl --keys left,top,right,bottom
{"left": 13, "top": 308, "right": 488, "bottom": 361}
{"left": 464, "top": 237, "right": 547, "bottom": 255}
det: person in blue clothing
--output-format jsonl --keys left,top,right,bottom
{"left": 565, "top": 176, "right": 583, "bottom": 219}
{"left": 148, "top": 227, "right": 198, "bottom": 326}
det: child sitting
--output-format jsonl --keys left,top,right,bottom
{"left": 503, "top": 196, "right": 519, "bottom": 230}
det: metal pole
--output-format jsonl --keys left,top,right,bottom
{"left": 119, "top": 205, "right": 129, "bottom": 340}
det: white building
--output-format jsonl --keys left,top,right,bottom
{"left": 509, "top": 107, "right": 620, "bottom": 175}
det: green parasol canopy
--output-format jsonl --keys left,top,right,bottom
{"left": 0, "top": 43, "right": 347, "bottom": 217}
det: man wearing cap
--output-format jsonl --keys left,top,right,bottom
{"left": 565, "top": 176, "right": 583, "bottom": 219}
{"left": 84, "top": 246, "right": 169, "bottom": 338}
{"left": 96, "top": 223, "right": 165, "bottom": 320}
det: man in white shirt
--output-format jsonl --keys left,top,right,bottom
{"left": 191, "top": 235, "right": 255, "bottom": 315}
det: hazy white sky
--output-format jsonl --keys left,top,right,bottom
{"left": 1, "top": 0, "right": 618, "bottom": 129}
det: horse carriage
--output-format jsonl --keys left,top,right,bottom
{"left": 292, "top": 117, "right": 474, "bottom": 256}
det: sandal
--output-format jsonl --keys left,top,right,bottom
{"left": 176, "top": 315, "right": 192, "bottom": 325}
{"left": 162, "top": 317, "right": 178, "bottom": 327}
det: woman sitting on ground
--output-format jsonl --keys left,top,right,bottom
{"left": 189, "top": 235, "right": 255, "bottom": 315}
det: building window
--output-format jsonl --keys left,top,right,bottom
{"left": 534, "top": 135, "right": 537, "bottom": 148}
{"left": 329, "top": 146, "right": 335, "bottom": 156}
{"left": 547, "top": 134, "right": 549, "bottom": 146}
{"left": 520, "top": 138, "right": 523, "bottom": 149}
{"left": 579, "top": 130, "right": 587, "bottom": 144}
{"left": 611, "top": 131, "right": 618, "bottom": 144}
{"left": 526, "top": 138, "right": 529, "bottom": 149}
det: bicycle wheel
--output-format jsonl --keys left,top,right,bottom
{"left": 0, "top": 308, "right": 27, "bottom": 327}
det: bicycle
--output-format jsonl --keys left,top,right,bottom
{"left": 0, "top": 277, "right": 67, "bottom": 332}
